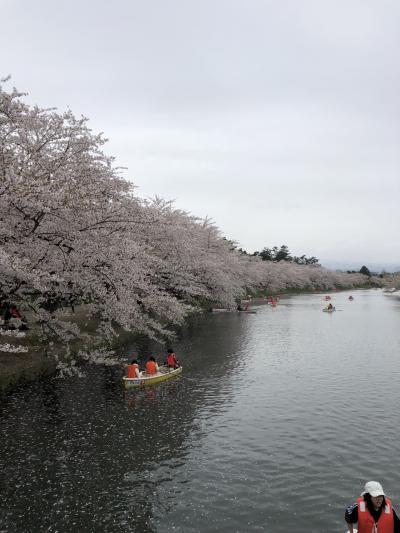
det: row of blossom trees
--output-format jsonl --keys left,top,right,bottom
{"left": 0, "top": 81, "right": 377, "bottom": 343}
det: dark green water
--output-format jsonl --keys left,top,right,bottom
{"left": 1, "top": 289, "right": 399, "bottom": 532}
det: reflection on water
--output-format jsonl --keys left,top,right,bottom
{"left": 1, "top": 290, "right": 400, "bottom": 532}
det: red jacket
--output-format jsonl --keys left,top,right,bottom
{"left": 127, "top": 363, "right": 139, "bottom": 378}
{"left": 146, "top": 361, "right": 158, "bottom": 374}
{"left": 357, "top": 497, "right": 394, "bottom": 533}
{"left": 167, "top": 353, "right": 178, "bottom": 367}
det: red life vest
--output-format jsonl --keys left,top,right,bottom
{"left": 127, "top": 363, "right": 139, "bottom": 378}
{"left": 146, "top": 361, "right": 157, "bottom": 374}
{"left": 357, "top": 497, "right": 393, "bottom": 533}
{"left": 167, "top": 353, "right": 177, "bottom": 367}
{"left": 11, "top": 308, "right": 21, "bottom": 318}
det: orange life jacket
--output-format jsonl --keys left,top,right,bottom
{"left": 146, "top": 360, "right": 158, "bottom": 374}
{"left": 357, "top": 497, "right": 393, "bottom": 533}
{"left": 167, "top": 353, "right": 177, "bottom": 367}
{"left": 127, "top": 363, "right": 139, "bottom": 378}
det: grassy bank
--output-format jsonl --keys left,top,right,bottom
{"left": 0, "top": 307, "right": 143, "bottom": 394}
{"left": 0, "top": 348, "right": 55, "bottom": 393}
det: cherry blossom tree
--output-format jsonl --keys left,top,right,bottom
{"left": 252, "top": 260, "right": 380, "bottom": 294}
{"left": 0, "top": 79, "right": 381, "bottom": 351}
{"left": 0, "top": 81, "right": 190, "bottom": 340}
{"left": 0, "top": 81, "right": 257, "bottom": 342}
{"left": 143, "top": 199, "right": 258, "bottom": 308}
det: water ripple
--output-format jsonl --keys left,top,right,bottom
{"left": 1, "top": 290, "right": 399, "bottom": 532}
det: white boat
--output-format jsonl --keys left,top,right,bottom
{"left": 123, "top": 365, "right": 182, "bottom": 389}
{"left": 211, "top": 308, "right": 257, "bottom": 313}
{"left": 323, "top": 306, "right": 336, "bottom": 312}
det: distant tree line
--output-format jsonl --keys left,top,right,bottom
{"left": 346, "top": 266, "right": 382, "bottom": 278}
{"left": 251, "top": 245, "right": 319, "bottom": 265}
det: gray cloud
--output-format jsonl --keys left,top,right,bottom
{"left": 1, "top": 0, "right": 399, "bottom": 265}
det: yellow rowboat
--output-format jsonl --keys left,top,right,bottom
{"left": 123, "top": 365, "right": 183, "bottom": 390}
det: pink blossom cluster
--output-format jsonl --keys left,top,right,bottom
{"left": 0, "top": 80, "right": 374, "bottom": 344}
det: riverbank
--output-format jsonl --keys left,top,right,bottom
{"left": 248, "top": 282, "right": 380, "bottom": 299}
{"left": 0, "top": 307, "right": 141, "bottom": 394}
{"left": 0, "top": 331, "right": 137, "bottom": 395}
{"left": 0, "top": 348, "right": 54, "bottom": 393}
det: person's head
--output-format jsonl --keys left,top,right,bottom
{"left": 149, "top": 356, "right": 156, "bottom": 362}
{"left": 363, "top": 481, "right": 385, "bottom": 509}
{"left": 130, "top": 359, "right": 138, "bottom": 365}
{"left": 167, "top": 348, "right": 173, "bottom": 354}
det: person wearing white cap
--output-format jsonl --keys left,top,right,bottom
{"left": 345, "top": 481, "right": 400, "bottom": 532}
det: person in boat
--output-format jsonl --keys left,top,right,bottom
{"left": 8, "top": 304, "right": 24, "bottom": 329}
{"left": 3, "top": 302, "right": 11, "bottom": 324}
{"left": 145, "top": 356, "right": 159, "bottom": 375}
{"left": 126, "top": 358, "right": 141, "bottom": 379}
{"left": 327, "top": 303, "right": 333, "bottom": 310}
{"left": 345, "top": 481, "right": 400, "bottom": 532}
{"left": 166, "top": 348, "right": 180, "bottom": 369}
{"left": 243, "top": 295, "right": 252, "bottom": 311}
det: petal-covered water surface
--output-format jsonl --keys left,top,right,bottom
{"left": 1, "top": 290, "right": 399, "bottom": 532}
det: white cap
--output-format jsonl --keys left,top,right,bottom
{"left": 363, "top": 481, "right": 385, "bottom": 497}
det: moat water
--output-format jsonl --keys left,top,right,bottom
{"left": 1, "top": 289, "right": 399, "bottom": 532}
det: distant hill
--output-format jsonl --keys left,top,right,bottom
{"left": 322, "top": 261, "right": 400, "bottom": 274}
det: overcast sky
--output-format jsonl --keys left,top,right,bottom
{"left": 1, "top": 0, "right": 399, "bottom": 267}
